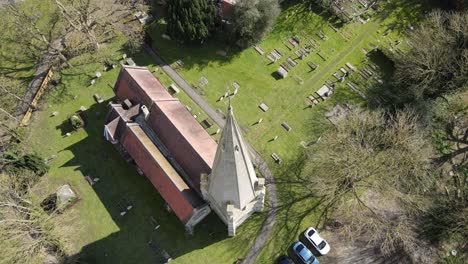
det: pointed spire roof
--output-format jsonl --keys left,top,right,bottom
{"left": 208, "top": 102, "right": 258, "bottom": 210}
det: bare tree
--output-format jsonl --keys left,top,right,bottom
{"left": 54, "top": 0, "right": 131, "bottom": 50}
{"left": 2, "top": 2, "right": 69, "bottom": 67}
{"left": 0, "top": 77, "right": 24, "bottom": 125}
{"left": 305, "top": 107, "right": 434, "bottom": 255}
{"left": 418, "top": 93, "right": 468, "bottom": 248}
{"left": 391, "top": 10, "right": 468, "bottom": 104}
{"left": 0, "top": 173, "right": 64, "bottom": 264}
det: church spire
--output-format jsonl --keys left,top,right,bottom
{"left": 208, "top": 102, "right": 258, "bottom": 210}
{"left": 200, "top": 102, "right": 265, "bottom": 236}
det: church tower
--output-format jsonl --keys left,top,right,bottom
{"left": 201, "top": 102, "right": 265, "bottom": 236}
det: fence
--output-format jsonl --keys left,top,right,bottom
{"left": 20, "top": 67, "right": 54, "bottom": 127}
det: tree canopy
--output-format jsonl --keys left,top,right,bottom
{"left": 305, "top": 106, "right": 434, "bottom": 256}
{"left": 230, "top": 0, "right": 280, "bottom": 47}
{"left": 389, "top": 11, "right": 467, "bottom": 105}
{"left": 166, "top": 0, "right": 217, "bottom": 44}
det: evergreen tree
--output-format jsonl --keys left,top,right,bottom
{"left": 230, "top": 0, "right": 280, "bottom": 47}
{"left": 166, "top": 0, "right": 217, "bottom": 44}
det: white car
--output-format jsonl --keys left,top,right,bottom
{"left": 304, "top": 227, "right": 331, "bottom": 255}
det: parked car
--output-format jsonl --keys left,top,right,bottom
{"left": 304, "top": 227, "right": 331, "bottom": 255}
{"left": 277, "top": 255, "right": 294, "bottom": 264}
{"left": 292, "top": 241, "right": 320, "bottom": 264}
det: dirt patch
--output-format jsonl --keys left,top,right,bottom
{"left": 320, "top": 230, "right": 411, "bottom": 264}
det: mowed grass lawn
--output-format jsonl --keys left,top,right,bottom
{"left": 25, "top": 41, "right": 261, "bottom": 263}
{"left": 149, "top": 0, "right": 430, "bottom": 162}
{"left": 22, "top": 0, "right": 437, "bottom": 263}
{"left": 147, "top": 0, "right": 435, "bottom": 262}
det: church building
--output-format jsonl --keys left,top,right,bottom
{"left": 104, "top": 66, "right": 265, "bottom": 236}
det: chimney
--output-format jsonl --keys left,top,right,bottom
{"left": 141, "top": 105, "right": 150, "bottom": 120}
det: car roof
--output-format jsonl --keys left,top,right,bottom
{"left": 306, "top": 228, "right": 324, "bottom": 245}
{"left": 294, "top": 242, "right": 313, "bottom": 260}
{"left": 278, "top": 255, "right": 293, "bottom": 264}
{"left": 310, "top": 232, "right": 323, "bottom": 244}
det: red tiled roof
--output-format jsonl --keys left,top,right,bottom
{"left": 221, "top": 0, "right": 236, "bottom": 18}
{"left": 112, "top": 66, "right": 217, "bottom": 185}
{"left": 122, "top": 124, "right": 204, "bottom": 224}
{"left": 147, "top": 101, "right": 217, "bottom": 189}
{"left": 115, "top": 66, "right": 174, "bottom": 107}
{"left": 153, "top": 101, "right": 216, "bottom": 167}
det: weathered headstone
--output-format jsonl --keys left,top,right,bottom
{"left": 94, "top": 93, "right": 104, "bottom": 103}
{"left": 281, "top": 122, "right": 292, "bottom": 132}
{"left": 56, "top": 184, "right": 77, "bottom": 207}
{"left": 199, "top": 77, "right": 208, "bottom": 87}
{"left": 259, "top": 103, "right": 269, "bottom": 112}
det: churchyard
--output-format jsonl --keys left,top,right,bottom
{"left": 18, "top": 0, "right": 442, "bottom": 263}
{"left": 148, "top": 0, "right": 425, "bottom": 162}
{"left": 24, "top": 40, "right": 258, "bottom": 263}
{"left": 147, "top": 0, "right": 435, "bottom": 261}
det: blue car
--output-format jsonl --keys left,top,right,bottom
{"left": 292, "top": 241, "right": 320, "bottom": 264}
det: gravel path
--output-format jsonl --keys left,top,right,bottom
{"left": 143, "top": 44, "right": 278, "bottom": 264}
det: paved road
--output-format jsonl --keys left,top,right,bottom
{"left": 143, "top": 44, "right": 278, "bottom": 264}
{"left": 243, "top": 145, "right": 278, "bottom": 264}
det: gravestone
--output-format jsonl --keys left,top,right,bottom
{"left": 271, "top": 153, "right": 283, "bottom": 164}
{"left": 281, "top": 122, "right": 292, "bottom": 132}
{"left": 199, "top": 77, "right": 209, "bottom": 87}
{"left": 94, "top": 94, "right": 104, "bottom": 103}
{"left": 259, "top": 103, "right": 269, "bottom": 112}
{"left": 56, "top": 184, "right": 77, "bottom": 207}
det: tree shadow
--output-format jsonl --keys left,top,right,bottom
{"left": 255, "top": 151, "right": 330, "bottom": 262}
{"left": 54, "top": 100, "right": 263, "bottom": 263}
{"left": 373, "top": 0, "right": 440, "bottom": 36}
{"left": 145, "top": 22, "right": 244, "bottom": 72}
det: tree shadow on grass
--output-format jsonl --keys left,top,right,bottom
{"left": 273, "top": 1, "right": 331, "bottom": 39}
{"left": 146, "top": 23, "right": 244, "bottom": 72}
{"left": 55, "top": 100, "right": 263, "bottom": 263}
{"left": 257, "top": 151, "right": 329, "bottom": 262}
{"left": 373, "top": 0, "right": 440, "bottom": 36}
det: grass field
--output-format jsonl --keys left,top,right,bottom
{"left": 148, "top": 0, "right": 430, "bottom": 162}
{"left": 146, "top": 0, "right": 436, "bottom": 262}
{"left": 25, "top": 42, "right": 261, "bottom": 263}
{"left": 20, "top": 0, "right": 440, "bottom": 263}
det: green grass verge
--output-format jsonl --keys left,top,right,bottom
{"left": 21, "top": 0, "right": 441, "bottom": 263}
{"left": 25, "top": 39, "right": 259, "bottom": 263}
